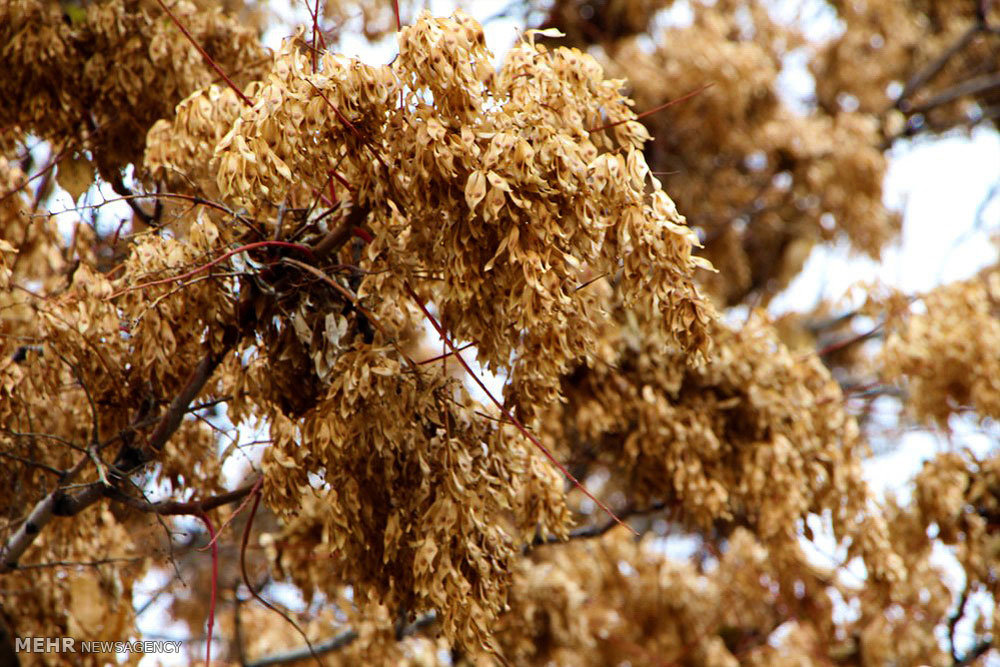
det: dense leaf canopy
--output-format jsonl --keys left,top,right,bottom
{"left": 0, "top": 0, "right": 998, "bottom": 665}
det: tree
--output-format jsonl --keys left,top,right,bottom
{"left": 0, "top": 0, "right": 998, "bottom": 664}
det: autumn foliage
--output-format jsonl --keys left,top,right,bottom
{"left": 0, "top": 0, "right": 998, "bottom": 665}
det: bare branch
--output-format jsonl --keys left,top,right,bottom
{"left": 527, "top": 501, "right": 669, "bottom": 552}
{"left": 0, "top": 450, "right": 64, "bottom": 476}
{"left": 13, "top": 556, "right": 145, "bottom": 570}
{"left": 106, "top": 479, "right": 260, "bottom": 516}
{"left": 949, "top": 582, "right": 971, "bottom": 662}
{"left": 894, "top": 23, "right": 983, "bottom": 112}
{"left": 909, "top": 71, "right": 1000, "bottom": 115}
{"left": 244, "top": 612, "right": 438, "bottom": 667}
{"left": 0, "top": 335, "right": 235, "bottom": 573}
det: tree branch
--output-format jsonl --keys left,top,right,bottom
{"left": 909, "top": 71, "right": 1000, "bottom": 115}
{"left": 244, "top": 612, "right": 438, "bottom": 667}
{"left": 13, "top": 556, "right": 145, "bottom": 570}
{"left": 0, "top": 337, "right": 234, "bottom": 574}
{"left": 527, "top": 501, "right": 669, "bottom": 552}
{"left": 894, "top": 23, "right": 984, "bottom": 112}
{"left": 949, "top": 582, "right": 971, "bottom": 661}
{"left": 0, "top": 194, "right": 361, "bottom": 574}
{"left": 106, "top": 478, "right": 260, "bottom": 516}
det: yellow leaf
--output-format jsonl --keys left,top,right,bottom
{"left": 464, "top": 170, "right": 487, "bottom": 211}
{"left": 56, "top": 153, "right": 94, "bottom": 202}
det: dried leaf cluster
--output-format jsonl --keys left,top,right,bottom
{"left": 0, "top": 0, "right": 266, "bottom": 175}
{"left": 881, "top": 268, "right": 1000, "bottom": 426}
{"left": 596, "top": 0, "right": 900, "bottom": 305}
{"left": 815, "top": 0, "right": 1000, "bottom": 134}
{"left": 1, "top": 1, "right": 998, "bottom": 665}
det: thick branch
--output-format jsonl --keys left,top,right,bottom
{"left": 311, "top": 203, "right": 369, "bottom": 260}
{"left": 0, "top": 339, "right": 233, "bottom": 574}
{"left": 949, "top": 583, "right": 971, "bottom": 661}
{"left": 106, "top": 479, "right": 260, "bottom": 516}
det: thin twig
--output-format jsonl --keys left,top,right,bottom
{"left": 0, "top": 451, "right": 65, "bottom": 476}
{"left": 416, "top": 342, "right": 475, "bottom": 365}
{"left": 244, "top": 612, "right": 437, "bottom": 667}
{"left": 589, "top": 84, "right": 713, "bottom": 133}
{"left": 909, "top": 71, "right": 1000, "bottom": 115}
{"left": 108, "top": 241, "right": 316, "bottom": 300}
{"left": 894, "top": 23, "right": 983, "bottom": 112}
{"left": 239, "top": 487, "right": 326, "bottom": 667}
{"left": 151, "top": 0, "right": 253, "bottom": 106}
{"left": 406, "top": 283, "right": 636, "bottom": 536}
{"left": 527, "top": 501, "right": 668, "bottom": 552}
{"left": 199, "top": 512, "right": 218, "bottom": 667}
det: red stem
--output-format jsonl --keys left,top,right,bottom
{"left": 109, "top": 241, "right": 316, "bottom": 299}
{"left": 198, "top": 512, "right": 218, "bottom": 667}
{"left": 151, "top": 0, "right": 253, "bottom": 106}
{"left": 404, "top": 283, "right": 637, "bottom": 536}
{"left": 310, "top": 0, "right": 320, "bottom": 72}
{"left": 351, "top": 227, "right": 373, "bottom": 243}
{"left": 417, "top": 342, "right": 475, "bottom": 365}
{"left": 589, "top": 83, "right": 713, "bottom": 133}
{"left": 240, "top": 484, "right": 325, "bottom": 666}
{"left": 305, "top": 81, "right": 391, "bottom": 174}
{"left": 200, "top": 476, "right": 263, "bottom": 553}
{"left": 0, "top": 144, "right": 71, "bottom": 205}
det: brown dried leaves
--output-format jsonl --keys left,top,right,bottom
{"left": 196, "top": 12, "right": 712, "bottom": 418}
{"left": 0, "top": 0, "right": 267, "bottom": 175}
{"left": 262, "top": 350, "right": 570, "bottom": 649}
{"left": 881, "top": 268, "right": 1000, "bottom": 426}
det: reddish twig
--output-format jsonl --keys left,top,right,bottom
{"left": 417, "top": 342, "right": 475, "bottom": 365}
{"left": 404, "top": 283, "right": 637, "bottom": 536}
{"left": 310, "top": 0, "right": 321, "bottom": 72}
{"left": 816, "top": 323, "right": 884, "bottom": 359}
{"left": 240, "top": 485, "right": 325, "bottom": 667}
{"left": 0, "top": 143, "right": 72, "bottom": 205}
{"left": 589, "top": 83, "right": 714, "bottom": 133}
{"left": 108, "top": 241, "right": 316, "bottom": 299}
{"left": 329, "top": 169, "right": 353, "bottom": 193}
{"left": 198, "top": 512, "right": 218, "bottom": 667}
{"left": 151, "top": 0, "right": 253, "bottom": 106}
{"left": 200, "top": 476, "right": 264, "bottom": 552}
{"left": 45, "top": 191, "right": 251, "bottom": 225}
{"left": 305, "top": 81, "right": 391, "bottom": 174}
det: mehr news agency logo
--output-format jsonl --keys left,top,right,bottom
{"left": 15, "top": 636, "right": 182, "bottom": 655}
